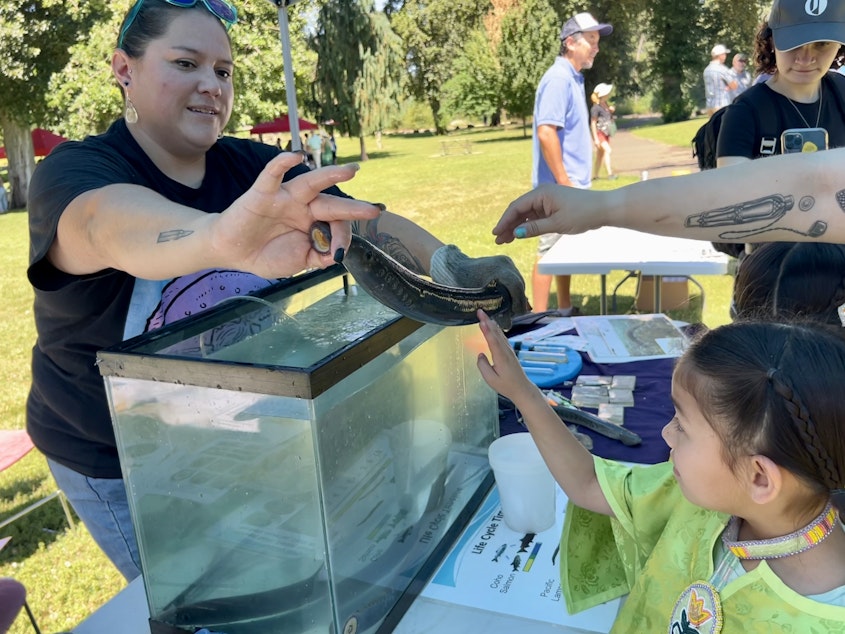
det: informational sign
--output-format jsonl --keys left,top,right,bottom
{"left": 421, "top": 487, "right": 621, "bottom": 632}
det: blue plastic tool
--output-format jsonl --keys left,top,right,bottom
{"left": 514, "top": 346, "right": 582, "bottom": 388}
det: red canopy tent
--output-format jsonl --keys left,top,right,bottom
{"left": 250, "top": 116, "right": 318, "bottom": 136}
{"left": 0, "top": 128, "right": 68, "bottom": 159}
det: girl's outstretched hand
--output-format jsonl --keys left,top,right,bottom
{"left": 475, "top": 309, "right": 538, "bottom": 404}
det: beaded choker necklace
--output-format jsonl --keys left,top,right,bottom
{"left": 670, "top": 500, "right": 839, "bottom": 634}
{"left": 721, "top": 500, "right": 838, "bottom": 560}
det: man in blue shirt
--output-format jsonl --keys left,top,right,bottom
{"left": 531, "top": 12, "right": 612, "bottom": 314}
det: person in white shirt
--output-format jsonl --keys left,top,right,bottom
{"left": 703, "top": 44, "right": 738, "bottom": 114}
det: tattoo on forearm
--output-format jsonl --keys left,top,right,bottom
{"left": 837, "top": 189, "right": 845, "bottom": 212}
{"left": 684, "top": 193, "right": 827, "bottom": 240}
{"left": 350, "top": 202, "right": 386, "bottom": 237}
{"left": 357, "top": 215, "right": 426, "bottom": 274}
{"left": 157, "top": 229, "right": 193, "bottom": 243}
{"left": 377, "top": 235, "right": 426, "bottom": 274}
{"left": 685, "top": 194, "right": 794, "bottom": 228}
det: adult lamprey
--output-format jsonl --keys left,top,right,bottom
{"left": 310, "top": 222, "right": 515, "bottom": 328}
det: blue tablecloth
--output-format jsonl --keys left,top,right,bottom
{"left": 499, "top": 346, "right": 676, "bottom": 465}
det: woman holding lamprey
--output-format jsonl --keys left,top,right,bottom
{"left": 27, "top": 0, "right": 526, "bottom": 581}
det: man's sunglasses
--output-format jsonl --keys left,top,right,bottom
{"left": 119, "top": 0, "right": 238, "bottom": 48}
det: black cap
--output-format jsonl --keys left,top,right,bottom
{"left": 769, "top": 0, "right": 845, "bottom": 51}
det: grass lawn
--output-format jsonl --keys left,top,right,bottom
{"left": 631, "top": 117, "right": 708, "bottom": 148}
{"left": 0, "top": 123, "right": 734, "bottom": 633}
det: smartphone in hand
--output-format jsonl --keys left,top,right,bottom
{"left": 781, "top": 127, "right": 828, "bottom": 153}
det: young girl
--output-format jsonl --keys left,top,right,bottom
{"left": 475, "top": 309, "right": 845, "bottom": 632}
{"left": 732, "top": 242, "right": 845, "bottom": 326}
{"left": 590, "top": 83, "right": 616, "bottom": 180}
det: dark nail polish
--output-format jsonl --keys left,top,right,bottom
{"left": 334, "top": 247, "right": 345, "bottom": 263}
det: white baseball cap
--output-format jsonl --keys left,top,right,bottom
{"left": 711, "top": 44, "right": 730, "bottom": 56}
{"left": 560, "top": 12, "right": 613, "bottom": 41}
{"left": 593, "top": 83, "right": 613, "bottom": 98}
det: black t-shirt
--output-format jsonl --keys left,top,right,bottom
{"left": 26, "top": 119, "right": 339, "bottom": 477}
{"left": 717, "top": 73, "right": 845, "bottom": 159}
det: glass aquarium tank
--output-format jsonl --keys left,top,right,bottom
{"left": 97, "top": 265, "right": 498, "bottom": 634}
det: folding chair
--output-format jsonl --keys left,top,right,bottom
{"left": 0, "top": 430, "right": 75, "bottom": 533}
{"left": 0, "top": 431, "right": 72, "bottom": 633}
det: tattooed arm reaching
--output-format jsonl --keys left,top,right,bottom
{"left": 494, "top": 148, "right": 845, "bottom": 245}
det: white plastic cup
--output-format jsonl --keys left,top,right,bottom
{"left": 487, "top": 433, "right": 556, "bottom": 533}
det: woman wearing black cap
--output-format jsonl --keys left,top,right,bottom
{"left": 716, "top": 0, "right": 845, "bottom": 167}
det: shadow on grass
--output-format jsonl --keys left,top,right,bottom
{"left": 0, "top": 474, "right": 76, "bottom": 560}
{"left": 0, "top": 476, "right": 46, "bottom": 501}
{"left": 472, "top": 133, "right": 532, "bottom": 146}
{"left": 337, "top": 150, "right": 398, "bottom": 163}
{"left": 0, "top": 503, "right": 73, "bottom": 561}
{"left": 550, "top": 290, "right": 705, "bottom": 325}
{"left": 616, "top": 115, "right": 665, "bottom": 130}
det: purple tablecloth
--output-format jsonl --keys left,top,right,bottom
{"left": 499, "top": 351, "right": 676, "bottom": 465}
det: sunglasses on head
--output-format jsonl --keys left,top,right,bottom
{"left": 119, "top": 0, "right": 238, "bottom": 48}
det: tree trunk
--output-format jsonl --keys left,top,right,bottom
{"left": 427, "top": 96, "right": 445, "bottom": 135}
{"left": 0, "top": 114, "right": 36, "bottom": 211}
{"left": 358, "top": 135, "right": 369, "bottom": 161}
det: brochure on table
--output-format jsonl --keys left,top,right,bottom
{"left": 421, "top": 486, "right": 621, "bottom": 632}
{"left": 574, "top": 313, "right": 687, "bottom": 363}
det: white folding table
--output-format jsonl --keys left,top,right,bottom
{"left": 538, "top": 227, "right": 730, "bottom": 314}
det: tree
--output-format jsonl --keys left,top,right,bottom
{"left": 47, "top": 7, "right": 125, "bottom": 140}
{"left": 441, "top": 27, "right": 503, "bottom": 125}
{"left": 228, "top": 1, "right": 318, "bottom": 130}
{"left": 498, "top": 0, "right": 559, "bottom": 134}
{"left": 702, "top": 0, "right": 769, "bottom": 56}
{"left": 648, "top": 0, "right": 704, "bottom": 122}
{"left": 0, "top": 0, "right": 106, "bottom": 208}
{"left": 311, "top": 0, "right": 404, "bottom": 159}
{"left": 354, "top": 11, "right": 405, "bottom": 152}
{"left": 391, "top": 0, "right": 490, "bottom": 134}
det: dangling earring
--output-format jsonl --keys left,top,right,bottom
{"left": 125, "top": 99, "right": 138, "bottom": 124}
{"left": 122, "top": 79, "right": 138, "bottom": 124}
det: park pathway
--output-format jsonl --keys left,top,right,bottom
{"left": 608, "top": 128, "right": 698, "bottom": 180}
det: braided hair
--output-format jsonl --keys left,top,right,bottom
{"left": 673, "top": 320, "right": 845, "bottom": 511}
